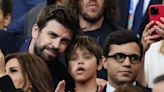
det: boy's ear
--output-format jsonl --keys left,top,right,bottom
{"left": 97, "top": 59, "right": 103, "bottom": 71}
{"left": 32, "top": 24, "right": 39, "bottom": 39}
{"left": 97, "top": 56, "right": 106, "bottom": 71}
{"left": 102, "top": 56, "right": 108, "bottom": 69}
{"left": 3, "top": 14, "right": 12, "bottom": 28}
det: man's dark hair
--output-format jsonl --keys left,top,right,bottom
{"left": 154, "top": 74, "right": 164, "bottom": 84}
{"left": 103, "top": 29, "right": 143, "bottom": 57}
{"left": 36, "top": 4, "right": 80, "bottom": 36}
{"left": 72, "top": 0, "right": 119, "bottom": 22}
{"left": 0, "top": 0, "right": 12, "bottom": 17}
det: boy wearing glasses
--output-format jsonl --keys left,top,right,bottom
{"left": 102, "top": 30, "right": 151, "bottom": 92}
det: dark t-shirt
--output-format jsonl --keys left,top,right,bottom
{"left": 84, "top": 21, "right": 118, "bottom": 48}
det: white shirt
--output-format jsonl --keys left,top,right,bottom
{"left": 106, "top": 82, "right": 115, "bottom": 92}
{"left": 145, "top": 40, "right": 164, "bottom": 88}
{"left": 106, "top": 82, "right": 136, "bottom": 92}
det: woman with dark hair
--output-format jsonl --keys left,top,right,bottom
{"left": 0, "top": 51, "right": 53, "bottom": 92}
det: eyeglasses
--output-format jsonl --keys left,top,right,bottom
{"left": 106, "top": 53, "right": 141, "bottom": 64}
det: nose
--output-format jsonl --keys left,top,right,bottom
{"left": 122, "top": 57, "right": 131, "bottom": 67}
{"left": 52, "top": 38, "right": 60, "bottom": 49}
{"left": 77, "top": 58, "right": 84, "bottom": 65}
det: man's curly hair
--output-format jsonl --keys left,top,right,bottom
{"left": 71, "top": 0, "right": 119, "bottom": 22}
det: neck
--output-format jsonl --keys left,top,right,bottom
{"left": 75, "top": 77, "right": 97, "bottom": 92}
{"left": 107, "top": 79, "right": 118, "bottom": 89}
{"left": 107, "top": 77, "right": 133, "bottom": 89}
{"left": 79, "top": 16, "right": 104, "bottom": 32}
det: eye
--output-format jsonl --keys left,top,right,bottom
{"left": 83, "top": 54, "right": 92, "bottom": 59}
{"left": 48, "top": 32, "right": 58, "bottom": 38}
{"left": 69, "top": 54, "right": 78, "bottom": 61}
{"left": 61, "top": 39, "right": 70, "bottom": 45}
{"left": 10, "top": 69, "right": 18, "bottom": 73}
{"left": 114, "top": 53, "right": 126, "bottom": 61}
{"left": 130, "top": 54, "right": 141, "bottom": 63}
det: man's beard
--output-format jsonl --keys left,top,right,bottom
{"left": 34, "top": 45, "right": 58, "bottom": 63}
{"left": 80, "top": 10, "right": 104, "bottom": 23}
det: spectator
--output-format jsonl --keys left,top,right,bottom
{"left": 72, "top": 0, "right": 119, "bottom": 80}
{"left": 0, "top": 4, "right": 80, "bottom": 91}
{"left": 141, "top": 17, "right": 164, "bottom": 87}
{"left": 0, "top": 0, "right": 12, "bottom": 31}
{"left": 0, "top": 52, "right": 53, "bottom": 92}
{"left": 65, "top": 36, "right": 104, "bottom": 92}
{"left": 102, "top": 30, "right": 151, "bottom": 92}
{"left": 116, "top": 0, "right": 162, "bottom": 37}
{"left": 152, "top": 74, "right": 164, "bottom": 92}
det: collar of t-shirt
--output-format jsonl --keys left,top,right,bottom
{"left": 106, "top": 81, "right": 136, "bottom": 92}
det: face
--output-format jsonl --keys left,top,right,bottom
{"left": 103, "top": 42, "right": 142, "bottom": 85}
{"left": 0, "top": 9, "right": 5, "bottom": 29}
{"left": 153, "top": 81, "right": 164, "bottom": 92}
{"left": 5, "top": 58, "right": 31, "bottom": 91}
{"left": 68, "top": 48, "right": 101, "bottom": 83}
{"left": 79, "top": 0, "right": 105, "bottom": 22}
{"left": 33, "top": 20, "right": 73, "bottom": 61}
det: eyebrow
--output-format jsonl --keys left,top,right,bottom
{"left": 9, "top": 67, "right": 21, "bottom": 70}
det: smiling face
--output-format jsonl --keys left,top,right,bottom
{"left": 79, "top": 0, "right": 105, "bottom": 22}
{"left": 5, "top": 58, "right": 31, "bottom": 91}
{"left": 68, "top": 48, "right": 100, "bottom": 83}
{"left": 33, "top": 20, "right": 73, "bottom": 61}
{"left": 103, "top": 42, "right": 142, "bottom": 86}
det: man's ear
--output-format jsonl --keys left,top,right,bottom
{"left": 102, "top": 56, "right": 108, "bottom": 69}
{"left": 3, "top": 14, "right": 11, "bottom": 28}
{"left": 32, "top": 24, "right": 39, "bottom": 39}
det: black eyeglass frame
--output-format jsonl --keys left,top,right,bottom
{"left": 106, "top": 53, "right": 142, "bottom": 64}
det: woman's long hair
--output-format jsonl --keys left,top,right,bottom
{"left": 5, "top": 52, "right": 53, "bottom": 92}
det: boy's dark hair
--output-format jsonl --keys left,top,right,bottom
{"left": 65, "top": 35, "right": 103, "bottom": 65}
{"left": 0, "top": 0, "right": 12, "bottom": 17}
{"left": 154, "top": 74, "right": 164, "bottom": 84}
{"left": 103, "top": 30, "right": 143, "bottom": 57}
{"left": 36, "top": 4, "right": 80, "bottom": 36}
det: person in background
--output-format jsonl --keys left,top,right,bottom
{"left": 0, "top": 51, "right": 53, "bottom": 92}
{"left": 102, "top": 30, "right": 151, "bottom": 92}
{"left": 152, "top": 74, "right": 164, "bottom": 92}
{"left": 72, "top": 0, "right": 119, "bottom": 80}
{"left": 0, "top": 4, "right": 80, "bottom": 91}
{"left": 140, "top": 16, "right": 164, "bottom": 87}
{"left": 65, "top": 36, "right": 104, "bottom": 92}
{"left": 0, "top": 0, "right": 12, "bottom": 31}
{"left": 7, "top": 0, "right": 45, "bottom": 33}
{"left": 116, "top": 0, "right": 162, "bottom": 37}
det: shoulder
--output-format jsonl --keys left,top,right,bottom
{"left": 136, "top": 81, "right": 152, "bottom": 92}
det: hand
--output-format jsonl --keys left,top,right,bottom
{"left": 141, "top": 21, "right": 161, "bottom": 53}
{"left": 54, "top": 80, "right": 66, "bottom": 92}
{"left": 0, "top": 50, "right": 6, "bottom": 77}
{"left": 154, "top": 17, "right": 164, "bottom": 38}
